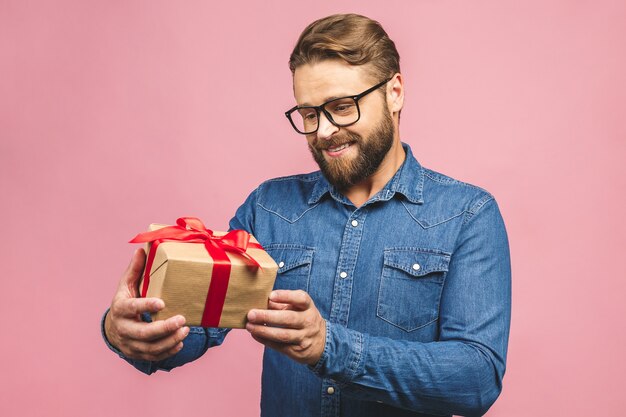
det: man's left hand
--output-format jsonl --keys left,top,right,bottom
{"left": 246, "top": 290, "right": 326, "bottom": 366}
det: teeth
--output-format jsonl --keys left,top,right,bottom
{"left": 328, "top": 143, "right": 350, "bottom": 152}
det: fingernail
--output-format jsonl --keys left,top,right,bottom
{"left": 269, "top": 291, "right": 277, "bottom": 300}
{"left": 181, "top": 327, "right": 190, "bottom": 337}
{"left": 154, "top": 300, "right": 164, "bottom": 309}
{"left": 245, "top": 323, "right": 253, "bottom": 332}
{"left": 248, "top": 311, "right": 256, "bottom": 321}
{"left": 176, "top": 316, "right": 186, "bottom": 327}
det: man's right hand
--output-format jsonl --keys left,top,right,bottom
{"left": 104, "top": 248, "right": 190, "bottom": 361}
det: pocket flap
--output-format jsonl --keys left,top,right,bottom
{"left": 383, "top": 248, "right": 451, "bottom": 277}
{"left": 265, "top": 245, "right": 314, "bottom": 273}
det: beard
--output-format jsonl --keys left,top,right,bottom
{"left": 308, "top": 109, "right": 395, "bottom": 191}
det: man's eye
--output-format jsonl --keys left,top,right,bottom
{"left": 331, "top": 103, "right": 355, "bottom": 114}
{"left": 303, "top": 112, "right": 318, "bottom": 120}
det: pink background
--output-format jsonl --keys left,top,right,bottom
{"left": 1, "top": 1, "right": 624, "bottom": 416}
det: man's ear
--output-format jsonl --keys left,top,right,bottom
{"left": 387, "top": 73, "right": 404, "bottom": 114}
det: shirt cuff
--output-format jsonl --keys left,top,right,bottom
{"left": 101, "top": 308, "right": 122, "bottom": 355}
{"left": 308, "top": 320, "right": 364, "bottom": 386}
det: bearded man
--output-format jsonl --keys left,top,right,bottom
{"left": 103, "top": 13, "right": 511, "bottom": 417}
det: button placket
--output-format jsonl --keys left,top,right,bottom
{"left": 321, "top": 380, "right": 340, "bottom": 416}
{"left": 331, "top": 210, "right": 367, "bottom": 325}
{"left": 322, "top": 209, "right": 367, "bottom": 416}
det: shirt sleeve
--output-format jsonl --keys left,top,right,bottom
{"left": 309, "top": 197, "right": 512, "bottom": 417}
{"left": 228, "top": 187, "right": 258, "bottom": 233}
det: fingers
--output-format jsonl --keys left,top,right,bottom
{"left": 247, "top": 309, "right": 304, "bottom": 329}
{"left": 107, "top": 307, "right": 190, "bottom": 361}
{"left": 110, "top": 299, "right": 186, "bottom": 343}
{"left": 268, "top": 300, "right": 294, "bottom": 311}
{"left": 268, "top": 290, "right": 311, "bottom": 311}
{"left": 113, "top": 297, "right": 165, "bottom": 318}
{"left": 121, "top": 249, "right": 146, "bottom": 297}
{"left": 125, "top": 326, "right": 190, "bottom": 362}
{"left": 247, "top": 321, "right": 305, "bottom": 346}
{"left": 122, "top": 315, "right": 186, "bottom": 342}
{"left": 107, "top": 250, "right": 192, "bottom": 361}
{"left": 246, "top": 291, "right": 326, "bottom": 365}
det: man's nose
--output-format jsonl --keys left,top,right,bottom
{"left": 316, "top": 111, "right": 339, "bottom": 141}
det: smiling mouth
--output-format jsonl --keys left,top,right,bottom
{"left": 323, "top": 141, "right": 356, "bottom": 156}
{"left": 328, "top": 143, "right": 351, "bottom": 152}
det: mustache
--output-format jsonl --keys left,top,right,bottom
{"left": 313, "top": 136, "right": 359, "bottom": 151}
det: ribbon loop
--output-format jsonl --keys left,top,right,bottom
{"left": 176, "top": 217, "right": 210, "bottom": 234}
{"left": 130, "top": 218, "right": 261, "bottom": 255}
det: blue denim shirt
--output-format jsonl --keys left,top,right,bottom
{"left": 102, "top": 143, "right": 511, "bottom": 417}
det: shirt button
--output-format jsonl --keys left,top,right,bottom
{"left": 327, "top": 386, "right": 335, "bottom": 395}
{"left": 278, "top": 261, "right": 285, "bottom": 268}
{"left": 412, "top": 263, "right": 420, "bottom": 271}
{"left": 351, "top": 220, "right": 358, "bottom": 227}
{"left": 339, "top": 271, "right": 348, "bottom": 278}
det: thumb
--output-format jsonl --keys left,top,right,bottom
{"left": 122, "top": 248, "right": 147, "bottom": 297}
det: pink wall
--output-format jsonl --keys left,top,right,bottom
{"left": 1, "top": 1, "right": 624, "bottom": 416}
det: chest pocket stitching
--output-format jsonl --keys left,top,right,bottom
{"left": 400, "top": 201, "right": 465, "bottom": 229}
{"left": 257, "top": 202, "right": 321, "bottom": 224}
{"left": 277, "top": 252, "right": 313, "bottom": 273}
{"left": 378, "top": 248, "right": 451, "bottom": 332}
{"left": 383, "top": 248, "right": 451, "bottom": 277}
{"left": 264, "top": 245, "right": 314, "bottom": 292}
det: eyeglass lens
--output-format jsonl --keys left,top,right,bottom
{"left": 292, "top": 97, "right": 359, "bottom": 134}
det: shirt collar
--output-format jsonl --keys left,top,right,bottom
{"left": 308, "top": 142, "right": 424, "bottom": 205}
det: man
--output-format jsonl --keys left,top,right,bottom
{"left": 102, "top": 13, "right": 511, "bottom": 417}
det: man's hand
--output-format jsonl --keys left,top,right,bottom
{"left": 104, "top": 248, "right": 190, "bottom": 361}
{"left": 246, "top": 290, "right": 326, "bottom": 366}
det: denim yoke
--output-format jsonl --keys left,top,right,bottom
{"left": 102, "top": 143, "right": 511, "bottom": 417}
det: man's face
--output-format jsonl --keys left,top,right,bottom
{"left": 293, "top": 60, "right": 395, "bottom": 191}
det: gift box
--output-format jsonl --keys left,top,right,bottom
{"left": 130, "top": 217, "right": 278, "bottom": 328}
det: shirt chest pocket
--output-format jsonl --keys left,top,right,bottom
{"left": 377, "top": 248, "right": 451, "bottom": 332}
{"left": 265, "top": 245, "right": 314, "bottom": 293}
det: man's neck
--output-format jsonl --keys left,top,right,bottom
{"left": 344, "top": 140, "right": 406, "bottom": 208}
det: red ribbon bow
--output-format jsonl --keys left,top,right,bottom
{"left": 130, "top": 217, "right": 263, "bottom": 327}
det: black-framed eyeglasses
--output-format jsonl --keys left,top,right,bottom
{"left": 285, "top": 77, "right": 392, "bottom": 135}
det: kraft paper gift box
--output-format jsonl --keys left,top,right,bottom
{"left": 130, "top": 217, "right": 278, "bottom": 328}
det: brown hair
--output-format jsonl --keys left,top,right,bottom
{"left": 289, "top": 13, "right": 400, "bottom": 82}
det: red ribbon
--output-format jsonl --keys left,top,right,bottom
{"left": 129, "top": 217, "right": 263, "bottom": 327}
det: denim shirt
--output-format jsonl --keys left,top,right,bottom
{"left": 102, "top": 143, "right": 511, "bottom": 417}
